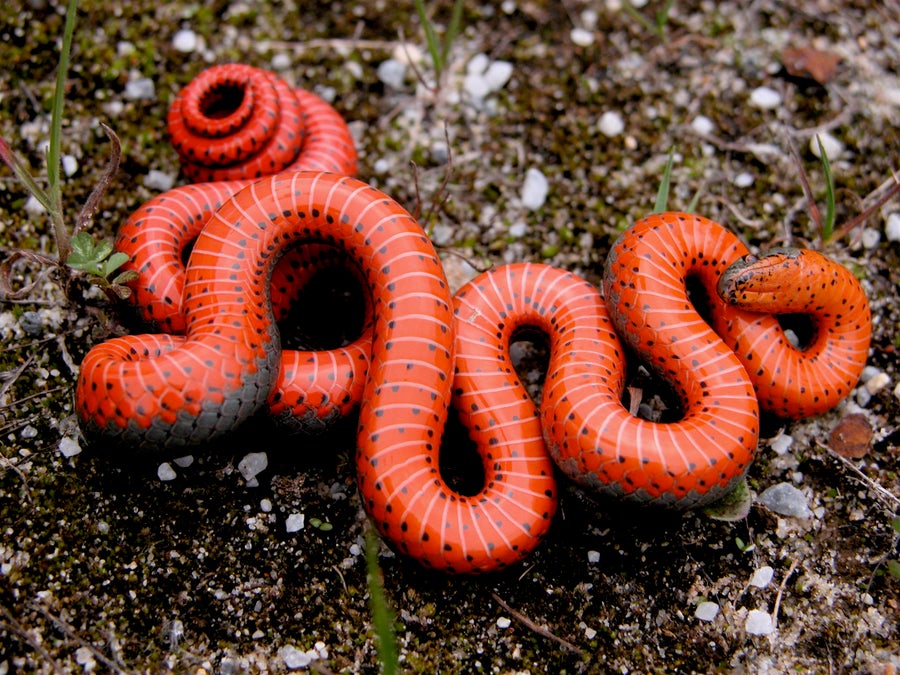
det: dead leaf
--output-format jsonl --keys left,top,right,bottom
{"left": 781, "top": 46, "right": 841, "bottom": 85}
{"left": 829, "top": 413, "right": 874, "bottom": 459}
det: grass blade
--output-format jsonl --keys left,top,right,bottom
{"left": 816, "top": 135, "right": 836, "bottom": 241}
{"left": 654, "top": 148, "right": 676, "bottom": 213}
{"left": 414, "top": 0, "right": 442, "bottom": 75}
{"left": 442, "top": 0, "right": 466, "bottom": 68}
{"left": 365, "top": 525, "right": 399, "bottom": 674}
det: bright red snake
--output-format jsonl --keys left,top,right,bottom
{"left": 75, "top": 65, "right": 872, "bottom": 573}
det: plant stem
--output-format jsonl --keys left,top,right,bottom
{"left": 47, "top": 0, "right": 80, "bottom": 263}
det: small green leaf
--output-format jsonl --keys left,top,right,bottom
{"left": 102, "top": 251, "right": 130, "bottom": 277}
{"left": 111, "top": 269, "right": 139, "bottom": 286}
{"left": 887, "top": 559, "right": 900, "bottom": 579}
{"left": 92, "top": 239, "right": 114, "bottom": 263}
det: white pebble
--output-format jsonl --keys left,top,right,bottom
{"left": 749, "top": 565, "right": 775, "bottom": 588}
{"left": 260, "top": 498, "right": 272, "bottom": 513}
{"left": 690, "top": 115, "right": 715, "bottom": 136}
{"left": 745, "top": 609, "right": 775, "bottom": 635}
{"left": 173, "top": 455, "right": 193, "bottom": 468}
{"left": 58, "top": 436, "right": 82, "bottom": 458}
{"left": 124, "top": 75, "right": 156, "bottom": 101}
{"left": 570, "top": 27, "right": 595, "bottom": 47}
{"left": 587, "top": 550, "right": 601, "bottom": 563}
{"left": 584, "top": 625, "right": 597, "bottom": 639}
{"left": 279, "top": 645, "right": 313, "bottom": 670}
{"left": 376, "top": 58, "right": 406, "bottom": 90}
{"left": 733, "top": 172, "right": 755, "bottom": 188}
{"left": 285, "top": 513, "right": 305, "bottom": 533}
{"left": 597, "top": 110, "right": 625, "bottom": 137}
{"left": 172, "top": 29, "right": 199, "bottom": 53}
{"left": 238, "top": 452, "right": 268, "bottom": 482}
{"left": 695, "top": 601, "right": 719, "bottom": 622}
{"left": 750, "top": 86, "right": 782, "bottom": 110}
{"left": 157, "top": 463, "right": 177, "bottom": 481}
{"left": 769, "top": 433, "right": 793, "bottom": 455}
{"left": 463, "top": 73, "right": 491, "bottom": 100}
{"left": 271, "top": 52, "right": 292, "bottom": 71}
{"left": 860, "top": 227, "right": 880, "bottom": 249}
{"left": 372, "top": 158, "right": 391, "bottom": 174}
{"left": 886, "top": 212, "right": 900, "bottom": 242}
{"left": 758, "top": 482, "right": 810, "bottom": 518}
{"left": 810, "top": 132, "right": 843, "bottom": 161}
{"left": 74, "top": 646, "right": 96, "bottom": 670}
{"left": 466, "top": 53, "right": 490, "bottom": 75}
{"left": 496, "top": 616, "right": 511, "bottom": 629}
{"left": 520, "top": 167, "right": 549, "bottom": 210}
{"left": 483, "top": 60, "right": 514, "bottom": 92}
{"left": 24, "top": 194, "right": 47, "bottom": 215}
{"left": 865, "top": 371, "right": 890, "bottom": 395}
{"left": 117, "top": 41, "right": 136, "bottom": 57}
{"left": 893, "top": 381, "right": 900, "bottom": 401}
{"left": 61, "top": 154, "right": 78, "bottom": 177}
{"left": 508, "top": 221, "right": 527, "bottom": 238}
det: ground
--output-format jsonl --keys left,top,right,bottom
{"left": 1, "top": 0, "right": 899, "bottom": 673}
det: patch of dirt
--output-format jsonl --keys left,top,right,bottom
{"left": 1, "top": 1, "right": 898, "bottom": 673}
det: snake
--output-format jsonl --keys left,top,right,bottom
{"left": 115, "top": 63, "right": 366, "bottom": 430}
{"left": 79, "top": 67, "right": 872, "bottom": 572}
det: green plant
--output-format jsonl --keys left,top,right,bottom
{"left": 0, "top": 0, "right": 135, "bottom": 301}
{"left": 622, "top": 0, "right": 676, "bottom": 40}
{"left": 413, "top": 0, "right": 465, "bottom": 86}
{"left": 365, "top": 524, "right": 399, "bottom": 674}
{"left": 653, "top": 149, "right": 676, "bottom": 213}
{"left": 793, "top": 136, "right": 900, "bottom": 245}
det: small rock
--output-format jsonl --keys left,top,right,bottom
{"left": 758, "top": 482, "right": 810, "bottom": 518}
{"left": 860, "top": 228, "right": 880, "bottom": 249}
{"left": 733, "top": 172, "right": 755, "bottom": 188}
{"left": 597, "top": 110, "right": 625, "bottom": 137}
{"left": 570, "top": 27, "right": 594, "bottom": 47}
{"left": 695, "top": 601, "right": 719, "bottom": 621}
{"left": 124, "top": 74, "right": 156, "bottom": 101}
{"left": 58, "top": 436, "right": 82, "bottom": 458}
{"left": 172, "top": 28, "right": 199, "bottom": 53}
{"left": 260, "top": 498, "right": 272, "bottom": 513}
{"left": 587, "top": 550, "right": 600, "bottom": 563}
{"left": 829, "top": 413, "right": 874, "bottom": 459}
{"left": 864, "top": 371, "right": 890, "bottom": 395}
{"left": 810, "top": 132, "right": 843, "bottom": 161}
{"left": 143, "top": 170, "right": 176, "bottom": 192}
{"left": 769, "top": 433, "right": 793, "bottom": 455}
{"left": 745, "top": 609, "right": 775, "bottom": 635}
{"left": 173, "top": 455, "right": 194, "bottom": 468}
{"left": 520, "top": 168, "right": 549, "bottom": 210}
{"left": 286, "top": 513, "right": 305, "bottom": 533}
{"left": 483, "top": 60, "right": 514, "bottom": 92}
{"left": 690, "top": 115, "right": 715, "bottom": 136}
{"left": 749, "top": 565, "right": 775, "bottom": 588}
{"left": 279, "top": 645, "right": 312, "bottom": 670}
{"left": 157, "top": 463, "right": 177, "bottom": 481}
{"left": 750, "top": 86, "right": 782, "bottom": 109}
{"left": 271, "top": 52, "right": 292, "bottom": 71}
{"left": 61, "top": 154, "right": 78, "bottom": 177}
{"left": 24, "top": 195, "right": 46, "bottom": 215}
{"left": 466, "top": 53, "right": 489, "bottom": 75}
{"left": 74, "top": 646, "right": 96, "bottom": 671}
{"left": 885, "top": 212, "right": 900, "bottom": 242}
{"left": 376, "top": 58, "right": 406, "bottom": 90}
{"left": 508, "top": 221, "right": 527, "bottom": 238}
{"left": 463, "top": 73, "right": 491, "bottom": 100}
{"left": 496, "top": 616, "right": 512, "bottom": 628}
{"left": 238, "top": 452, "right": 268, "bottom": 482}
